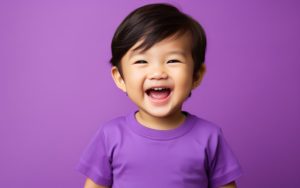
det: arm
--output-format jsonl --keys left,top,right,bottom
{"left": 219, "top": 181, "right": 237, "bottom": 188}
{"left": 84, "top": 178, "right": 110, "bottom": 188}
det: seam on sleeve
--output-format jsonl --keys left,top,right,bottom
{"left": 210, "top": 165, "right": 242, "bottom": 188}
{"left": 76, "top": 160, "right": 113, "bottom": 187}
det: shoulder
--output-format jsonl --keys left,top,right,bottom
{"left": 185, "top": 112, "right": 227, "bottom": 149}
{"left": 188, "top": 113, "right": 222, "bottom": 137}
{"left": 97, "top": 114, "right": 129, "bottom": 137}
{"left": 85, "top": 114, "right": 130, "bottom": 154}
{"left": 101, "top": 115, "right": 127, "bottom": 130}
{"left": 93, "top": 114, "right": 132, "bottom": 146}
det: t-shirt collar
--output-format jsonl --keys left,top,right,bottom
{"left": 127, "top": 110, "right": 196, "bottom": 140}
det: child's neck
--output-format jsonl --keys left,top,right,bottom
{"left": 135, "top": 110, "right": 186, "bottom": 131}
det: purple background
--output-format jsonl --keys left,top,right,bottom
{"left": 1, "top": 0, "right": 299, "bottom": 187}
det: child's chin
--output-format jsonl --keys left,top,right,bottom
{"left": 145, "top": 108, "right": 174, "bottom": 118}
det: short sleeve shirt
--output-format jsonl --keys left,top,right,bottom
{"left": 76, "top": 111, "right": 242, "bottom": 188}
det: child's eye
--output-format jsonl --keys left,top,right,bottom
{"left": 167, "top": 59, "right": 181, "bottom": 64}
{"left": 134, "top": 60, "right": 147, "bottom": 64}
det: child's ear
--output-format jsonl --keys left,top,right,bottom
{"left": 111, "top": 66, "right": 127, "bottom": 93}
{"left": 192, "top": 64, "right": 206, "bottom": 89}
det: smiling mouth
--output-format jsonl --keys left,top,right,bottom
{"left": 146, "top": 87, "right": 171, "bottom": 100}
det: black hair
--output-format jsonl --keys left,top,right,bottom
{"left": 109, "top": 3, "right": 206, "bottom": 80}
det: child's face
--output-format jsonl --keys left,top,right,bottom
{"left": 112, "top": 32, "right": 205, "bottom": 121}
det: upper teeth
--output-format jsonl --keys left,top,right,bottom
{"left": 153, "top": 88, "right": 165, "bottom": 91}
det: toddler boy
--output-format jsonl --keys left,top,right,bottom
{"left": 77, "top": 3, "right": 242, "bottom": 188}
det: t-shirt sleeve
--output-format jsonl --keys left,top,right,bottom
{"left": 76, "top": 127, "right": 113, "bottom": 187}
{"left": 207, "top": 128, "right": 242, "bottom": 188}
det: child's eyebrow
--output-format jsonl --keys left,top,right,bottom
{"left": 128, "top": 49, "right": 145, "bottom": 59}
{"left": 166, "top": 50, "right": 188, "bottom": 57}
{"left": 128, "top": 50, "right": 188, "bottom": 59}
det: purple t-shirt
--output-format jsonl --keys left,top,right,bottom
{"left": 76, "top": 111, "right": 242, "bottom": 188}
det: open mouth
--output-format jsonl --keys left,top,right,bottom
{"left": 146, "top": 87, "right": 171, "bottom": 100}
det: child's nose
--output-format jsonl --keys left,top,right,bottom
{"left": 148, "top": 65, "right": 168, "bottom": 80}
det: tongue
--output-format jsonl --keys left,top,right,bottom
{"left": 148, "top": 90, "right": 170, "bottom": 99}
